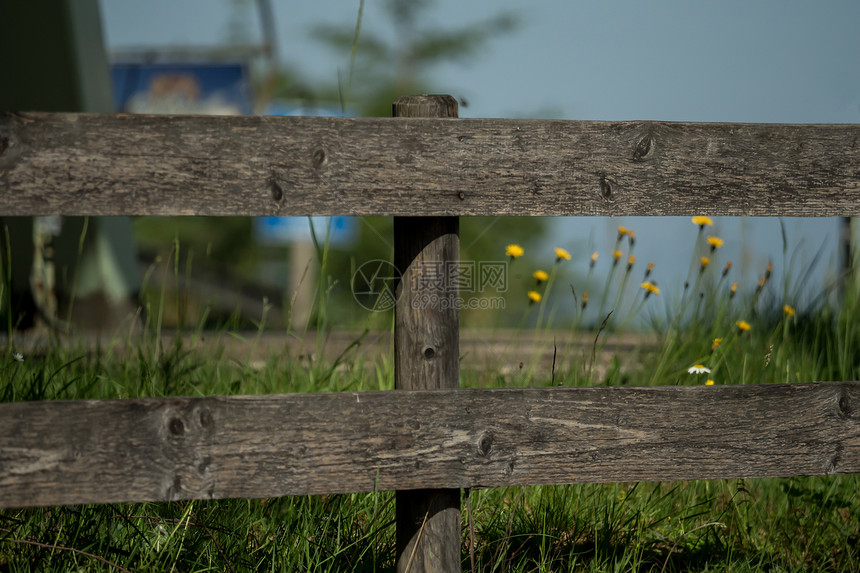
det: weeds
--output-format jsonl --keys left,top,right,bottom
{"left": 2, "top": 216, "right": 860, "bottom": 571}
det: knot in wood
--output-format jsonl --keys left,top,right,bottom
{"left": 312, "top": 148, "right": 326, "bottom": 169}
{"left": 422, "top": 346, "right": 436, "bottom": 360}
{"left": 168, "top": 417, "right": 185, "bottom": 436}
{"left": 477, "top": 432, "right": 494, "bottom": 457}
{"left": 270, "top": 180, "right": 284, "bottom": 202}
{"left": 837, "top": 391, "right": 853, "bottom": 419}
{"left": 826, "top": 444, "right": 843, "bottom": 474}
{"left": 633, "top": 135, "right": 654, "bottom": 161}
{"left": 599, "top": 175, "right": 615, "bottom": 202}
{"left": 197, "top": 407, "right": 214, "bottom": 429}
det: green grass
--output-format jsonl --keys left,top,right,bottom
{"left": 2, "top": 317, "right": 859, "bottom": 571}
{"left": 2, "top": 218, "right": 860, "bottom": 571}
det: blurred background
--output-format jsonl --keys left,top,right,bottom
{"left": 2, "top": 0, "right": 859, "bottom": 333}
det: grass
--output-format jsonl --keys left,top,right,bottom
{"left": 2, "top": 217, "right": 860, "bottom": 571}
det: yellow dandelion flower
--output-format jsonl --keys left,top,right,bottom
{"left": 700, "top": 256, "right": 710, "bottom": 271}
{"left": 627, "top": 230, "right": 635, "bottom": 244}
{"left": 692, "top": 216, "right": 713, "bottom": 228}
{"left": 707, "top": 236, "right": 724, "bottom": 249}
{"left": 617, "top": 226, "right": 629, "bottom": 237}
{"left": 506, "top": 244, "right": 524, "bottom": 259}
{"left": 533, "top": 270, "right": 549, "bottom": 283}
{"left": 627, "top": 255, "right": 636, "bottom": 267}
{"left": 612, "top": 250, "right": 622, "bottom": 261}
{"left": 591, "top": 251, "right": 599, "bottom": 262}
{"left": 784, "top": 304, "right": 796, "bottom": 317}
{"left": 737, "top": 320, "right": 751, "bottom": 332}
{"left": 554, "top": 247, "right": 571, "bottom": 261}
{"left": 582, "top": 291, "right": 589, "bottom": 309}
{"left": 712, "top": 337, "right": 723, "bottom": 350}
{"left": 705, "top": 379, "right": 715, "bottom": 386}
{"left": 527, "top": 290, "right": 541, "bottom": 303}
{"left": 722, "top": 261, "right": 733, "bottom": 277}
{"left": 641, "top": 281, "right": 660, "bottom": 296}
{"left": 730, "top": 282, "right": 738, "bottom": 298}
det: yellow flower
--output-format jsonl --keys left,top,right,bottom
{"left": 627, "top": 230, "right": 635, "bottom": 244}
{"left": 707, "top": 236, "right": 724, "bottom": 249}
{"left": 712, "top": 337, "right": 723, "bottom": 350}
{"left": 700, "top": 256, "right": 710, "bottom": 271}
{"left": 692, "top": 216, "right": 713, "bottom": 228}
{"left": 581, "top": 291, "right": 589, "bottom": 309}
{"left": 627, "top": 255, "right": 636, "bottom": 267}
{"left": 591, "top": 251, "right": 599, "bottom": 263}
{"left": 784, "top": 304, "right": 796, "bottom": 317}
{"left": 612, "top": 250, "right": 622, "bottom": 261}
{"left": 617, "top": 226, "right": 629, "bottom": 237}
{"left": 554, "top": 247, "right": 571, "bottom": 261}
{"left": 527, "top": 290, "right": 541, "bottom": 303}
{"left": 737, "top": 320, "right": 751, "bottom": 332}
{"left": 533, "top": 270, "right": 549, "bottom": 283}
{"left": 722, "top": 261, "right": 733, "bottom": 277}
{"left": 705, "top": 379, "right": 715, "bottom": 386}
{"left": 506, "top": 244, "right": 524, "bottom": 258}
{"left": 641, "top": 281, "right": 660, "bottom": 296}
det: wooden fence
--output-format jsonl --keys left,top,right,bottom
{"left": 1, "top": 95, "right": 859, "bottom": 572}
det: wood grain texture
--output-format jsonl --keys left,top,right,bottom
{"left": 392, "top": 95, "right": 461, "bottom": 573}
{"left": 2, "top": 112, "right": 858, "bottom": 217}
{"left": 1, "top": 382, "right": 857, "bottom": 509}
{"left": 393, "top": 219, "right": 461, "bottom": 390}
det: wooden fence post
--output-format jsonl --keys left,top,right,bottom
{"left": 393, "top": 94, "right": 461, "bottom": 572}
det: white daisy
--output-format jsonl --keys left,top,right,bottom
{"left": 687, "top": 364, "right": 711, "bottom": 374}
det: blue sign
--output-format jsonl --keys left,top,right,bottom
{"left": 255, "top": 216, "right": 356, "bottom": 247}
{"left": 112, "top": 62, "right": 252, "bottom": 115}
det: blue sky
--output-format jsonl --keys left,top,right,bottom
{"left": 100, "top": 0, "right": 860, "bottom": 123}
{"left": 100, "top": 0, "right": 860, "bottom": 313}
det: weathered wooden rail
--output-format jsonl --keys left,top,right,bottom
{"left": 2, "top": 383, "right": 857, "bottom": 508}
{"left": 2, "top": 112, "right": 859, "bottom": 217}
{"left": 1, "top": 95, "right": 859, "bottom": 572}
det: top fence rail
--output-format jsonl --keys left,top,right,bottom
{"left": 0, "top": 111, "right": 858, "bottom": 217}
